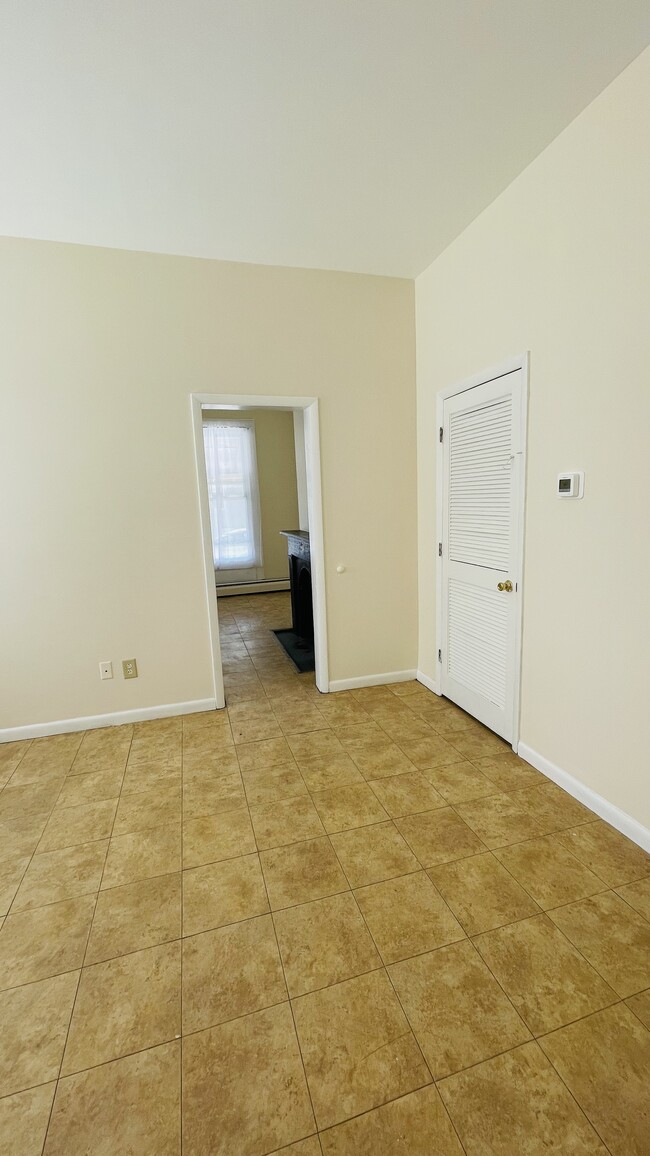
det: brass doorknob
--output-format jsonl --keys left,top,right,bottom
{"left": 497, "top": 580, "right": 513, "bottom": 592}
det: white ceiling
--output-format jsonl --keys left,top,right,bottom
{"left": 1, "top": 1, "right": 649, "bottom": 277}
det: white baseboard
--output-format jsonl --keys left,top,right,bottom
{"left": 416, "top": 670, "right": 441, "bottom": 695}
{"left": 0, "top": 699, "right": 219, "bottom": 743}
{"left": 217, "top": 580, "right": 290, "bottom": 597}
{"left": 329, "top": 669, "right": 417, "bottom": 693}
{"left": 518, "top": 742, "right": 650, "bottom": 854}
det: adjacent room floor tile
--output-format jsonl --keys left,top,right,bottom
{"left": 471, "top": 753, "right": 543, "bottom": 793}
{"left": 0, "top": 781, "right": 66, "bottom": 823}
{"left": 183, "top": 749, "right": 240, "bottom": 780}
{"left": 310, "top": 783, "right": 389, "bottom": 833}
{"left": 112, "top": 786, "right": 181, "bottom": 836}
{"left": 85, "top": 872, "right": 182, "bottom": 964}
{"left": 298, "top": 753, "right": 364, "bottom": 792}
{"left": 44, "top": 1041, "right": 181, "bottom": 1155}
{"left": 397, "top": 735, "right": 460, "bottom": 770}
{"left": 182, "top": 1003, "right": 315, "bottom": 1156}
{"left": 250, "top": 795, "right": 326, "bottom": 849}
{"left": 354, "top": 871, "right": 464, "bottom": 964}
{"left": 55, "top": 766, "right": 124, "bottom": 807}
{"left": 429, "top": 851, "right": 540, "bottom": 935}
{"left": 319, "top": 1085, "right": 464, "bottom": 1156}
{"left": 182, "top": 914, "right": 287, "bottom": 1033}
{"left": 445, "top": 729, "right": 510, "bottom": 761}
{"left": 7, "top": 632, "right": 649, "bottom": 1153}
{"left": 456, "top": 793, "right": 542, "bottom": 849}
{"left": 350, "top": 743, "right": 416, "bottom": 780}
{"left": 260, "top": 836, "right": 349, "bottom": 909}
{"left": 0, "top": 1083, "right": 56, "bottom": 1156}
{"left": 0, "top": 813, "right": 48, "bottom": 869}
{"left": 292, "top": 969, "right": 431, "bottom": 1129}
{"left": 335, "top": 722, "right": 385, "bottom": 750}
{"left": 38, "top": 799, "right": 117, "bottom": 851}
{"left": 330, "top": 821, "right": 420, "bottom": 887}
{"left": 0, "top": 856, "right": 29, "bottom": 917}
{"left": 236, "top": 737, "right": 294, "bottom": 773}
{"left": 438, "top": 1041, "right": 606, "bottom": 1155}
{"left": 367, "top": 772, "right": 445, "bottom": 817}
{"left": 231, "top": 716, "right": 284, "bottom": 744}
{"left": 242, "top": 763, "right": 308, "bottom": 806}
{"left": 61, "top": 940, "right": 181, "bottom": 1074}
{"left": 395, "top": 807, "right": 485, "bottom": 867}
{"left": 494, "top": 835, "right": 604, "bottom": 909}
{"left": 12, "top": 839, "right": 108, "bottom": 910}
{"left": 548, "top": 890, "right": 650, "bottom": 997}
{"left": 388, "top": 939, "right": 530, "bottom": 1079}
{"left": 511, "top": 782, "right": 595, "bottom": 834}
{"left": 182, "top": 771, "right": 246, "bottom": 818}
{"left": 626, "top": 988, "right": 650, "bottom": 1029}
{"left": 420, "top": 759, "right": 498, "bottom": 802}
{"left": 182, "top": 853, "right": 269, "bottom": 936}
{"left": 540, "top": 1003, "right": 650, "bottom": 1156}
{"left": 555, "top": 820, "right": 650, "bottom": 887}
{"left": 182, "top": 808, "right": 256, "bottom": 869}
{"left": 474, "top": 914, "right": 617, "bottom": 1035}
{"left": 616, "top": 874, "right": 650, "bottom": 921}
{"left": 274, "top": 891, "right": 380, "bottom": 996}
{"left": 0, "top": 970, "right": 79, "bottom": 1097}
{"left": 267, "top": 1139, "right": 321, "bottom": 1156}
{"left": 0, "top": 895, "right": 95, "bottom": 988}
{"left": 101, "top": 824, "right": 181, "bottom": 889}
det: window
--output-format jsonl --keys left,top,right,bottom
{"left": 202, "top": 420, "right": 262, "bottom": 570}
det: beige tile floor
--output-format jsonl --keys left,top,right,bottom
{"left": 1, "top": 591, "right": 649, "bottom": 1154}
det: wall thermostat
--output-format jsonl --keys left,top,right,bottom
{"left": 557, "top": 471, "right": 584, "bottom": 499}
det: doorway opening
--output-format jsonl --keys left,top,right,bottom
{"left": 190, "top": 394, "right": 329, "bottom": 707}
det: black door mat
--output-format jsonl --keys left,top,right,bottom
{"left": 273, "top": 629, "right": 315, "bottom": 673}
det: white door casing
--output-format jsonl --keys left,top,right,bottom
{"left": 437, "top": 357, "right": 528, "bottom": 746}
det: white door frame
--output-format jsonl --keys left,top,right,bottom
{"left": 435, "top": 354, "right": 529, "bottom": 751}
{"left": 190, "top": 394, "right": 329, "bottom": 708}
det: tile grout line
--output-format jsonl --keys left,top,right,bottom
{"left": 3, "top": 597, "right": 647, "bottom": 1150}
{"left": 3, "top": 738, "right": 87, "bottom": 921}
{"left": 221, "top": 606, "right": 323, "bottom": 1149}
{"left": 39, "top": 724, "right": 136, "bottom": 1153}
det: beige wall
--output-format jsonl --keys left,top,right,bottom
{"left": 416, "top": 47, "right": 650, "bottom": 827}
{"left": 203, "top": 408, "right": 299, "bottom": 583}
{"left": 0, "top": 241, "right": 416, "bottom": 729}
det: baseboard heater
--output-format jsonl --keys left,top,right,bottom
{"left": 216, "top": 578, "right": 291, "bottom": 597}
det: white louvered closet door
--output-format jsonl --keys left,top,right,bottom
{"left": 440, "top": 369, "right": 524, "bottom": 742}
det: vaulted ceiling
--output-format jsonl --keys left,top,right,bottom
{"left": 2, "top": 1, "right": 649, "bottom": 276}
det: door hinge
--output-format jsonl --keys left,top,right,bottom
{"left": 438, "top": 542, "right": 442, "bottom": 557}
{"left": 439, "top": 426, "right": 443, "bottom": 443}
{"left": 438, "top": 648, "right": 442, "bottom": 663}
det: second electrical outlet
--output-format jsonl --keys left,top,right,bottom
{"left": 122, "top": 659, "right": 138, "bottom": 679}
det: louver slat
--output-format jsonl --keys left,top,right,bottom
{"left": 448, "top": 580, "right": 508, "bottom": 708}
{"left": 448, "top": 399, "right": 512, "bottom": 570}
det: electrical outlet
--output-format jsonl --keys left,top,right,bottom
{"left": 99, "top": 661, "right": 113, "bottom": 681}
{"left": 122, "top": 658, "right": 138, "bottom": 679}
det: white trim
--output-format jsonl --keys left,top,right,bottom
{"left": 518, "top": 742, "right": 650, "bottom": 854}
{"left": 416, "top": 670, "right": 441, "bottom": 695}
{"left": 191, "top": 397, "right": 226, "bottom": 708}
{"left": 0, "top": 700, "right": 219, "bottom": 743}
{"left": 329, "top": 670, "right": 417, "bottom": 692}
{"left": 217, "top": 580, "right": 290, "bottom": 597}
{"left": 190, "top": 393, "right": 329, "bottom": 697}
{"left": 302, "top": 401, "right": 329, "bottom": 693}
{"left": 435, "top": 353, "right": 529, "bottom": 751}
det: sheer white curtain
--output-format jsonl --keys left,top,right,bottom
{"left": 202, "top": 421, "right": 263, "bottom": 570}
